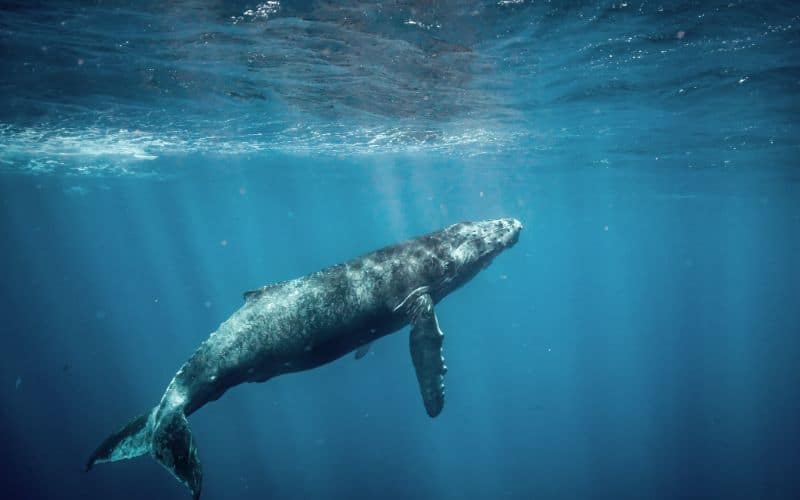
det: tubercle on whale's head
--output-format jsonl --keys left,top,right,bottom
{"left": 433, "top": 218, "right": 522, "bottom": 293}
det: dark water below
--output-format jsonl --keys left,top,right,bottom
{"left": 1, "top": 1, "right": 799, "bottom": 499}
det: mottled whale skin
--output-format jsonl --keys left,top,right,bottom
{"left": 86, "top": 218, "right": 523, "bottom": 499}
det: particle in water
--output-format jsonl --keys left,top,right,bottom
{"left": 676, "top": 31, "right": 686, "bottom": 39}
{"left": 220, "top": 239, "right": 228, "bottom": 247}
{"left": 15, "top": 377, "right": 21, "bottom": 390}
{"left": 603, "top": 225, "right": 609, "bottom": 232}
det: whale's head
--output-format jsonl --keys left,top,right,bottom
{"left": 432, "top": 218, "right": 522, "bottom": 296}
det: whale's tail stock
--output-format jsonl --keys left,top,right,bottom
{"left": 85, "top": 406, "right": 202, "bottom": 499}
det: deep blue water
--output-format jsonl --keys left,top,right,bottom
{"left": 1, "top": 1, "right": 799, "bottom": 499}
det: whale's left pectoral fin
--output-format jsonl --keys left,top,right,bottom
{"left": 408, "top": 293, "right": 447, "bottom": 418}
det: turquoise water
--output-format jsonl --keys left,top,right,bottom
{"left": 1, "top": 1, "right": 799, "bottom": 499}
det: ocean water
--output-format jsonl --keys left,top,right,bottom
{"left": 1, "top": 1, "right": 799, "bottom": 499}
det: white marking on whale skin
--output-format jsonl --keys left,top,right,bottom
{"left": 156, "top": 378, "right": 188, "bottom": 412}
{"left": 345, "top": 264, "right": 372, "bottom": 306}
{"left": 167, "top": 390, "right": 187, "bottom": 408}
{"left": 452, "top": 242, "right": 478, "bottom": 265}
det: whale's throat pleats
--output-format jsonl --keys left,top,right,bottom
{"left": 406, "top": 293, "right": 447, "bottom": 418}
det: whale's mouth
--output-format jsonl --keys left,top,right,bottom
{"left": 502, "top": 218, "right": 523, "bottom": 247}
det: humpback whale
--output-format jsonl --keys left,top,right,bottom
{"left": 86, "top": 218, "right": 523, "bottom": 498}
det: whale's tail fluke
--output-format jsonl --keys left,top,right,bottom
{"left": 85, "top": 409, "right": 153, "bottom": 471}
{"left": 150, "top": 408, "right": 202, "bottom": 499}
{"left": 86, "top": 407, "right": 203, "bottom": 499}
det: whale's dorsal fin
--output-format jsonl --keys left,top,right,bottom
{"left": 407, "top": 293, "right": 446, "bottom": 418}
{"left": 243, "top": 286, "right": 269, "bottom": 302}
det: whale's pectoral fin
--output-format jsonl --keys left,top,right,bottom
{"left": 408, "top": 293, "right": 447, "bottom": 418}
{"left": 354, "top": 341, "right": 372, "bottom": 360}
